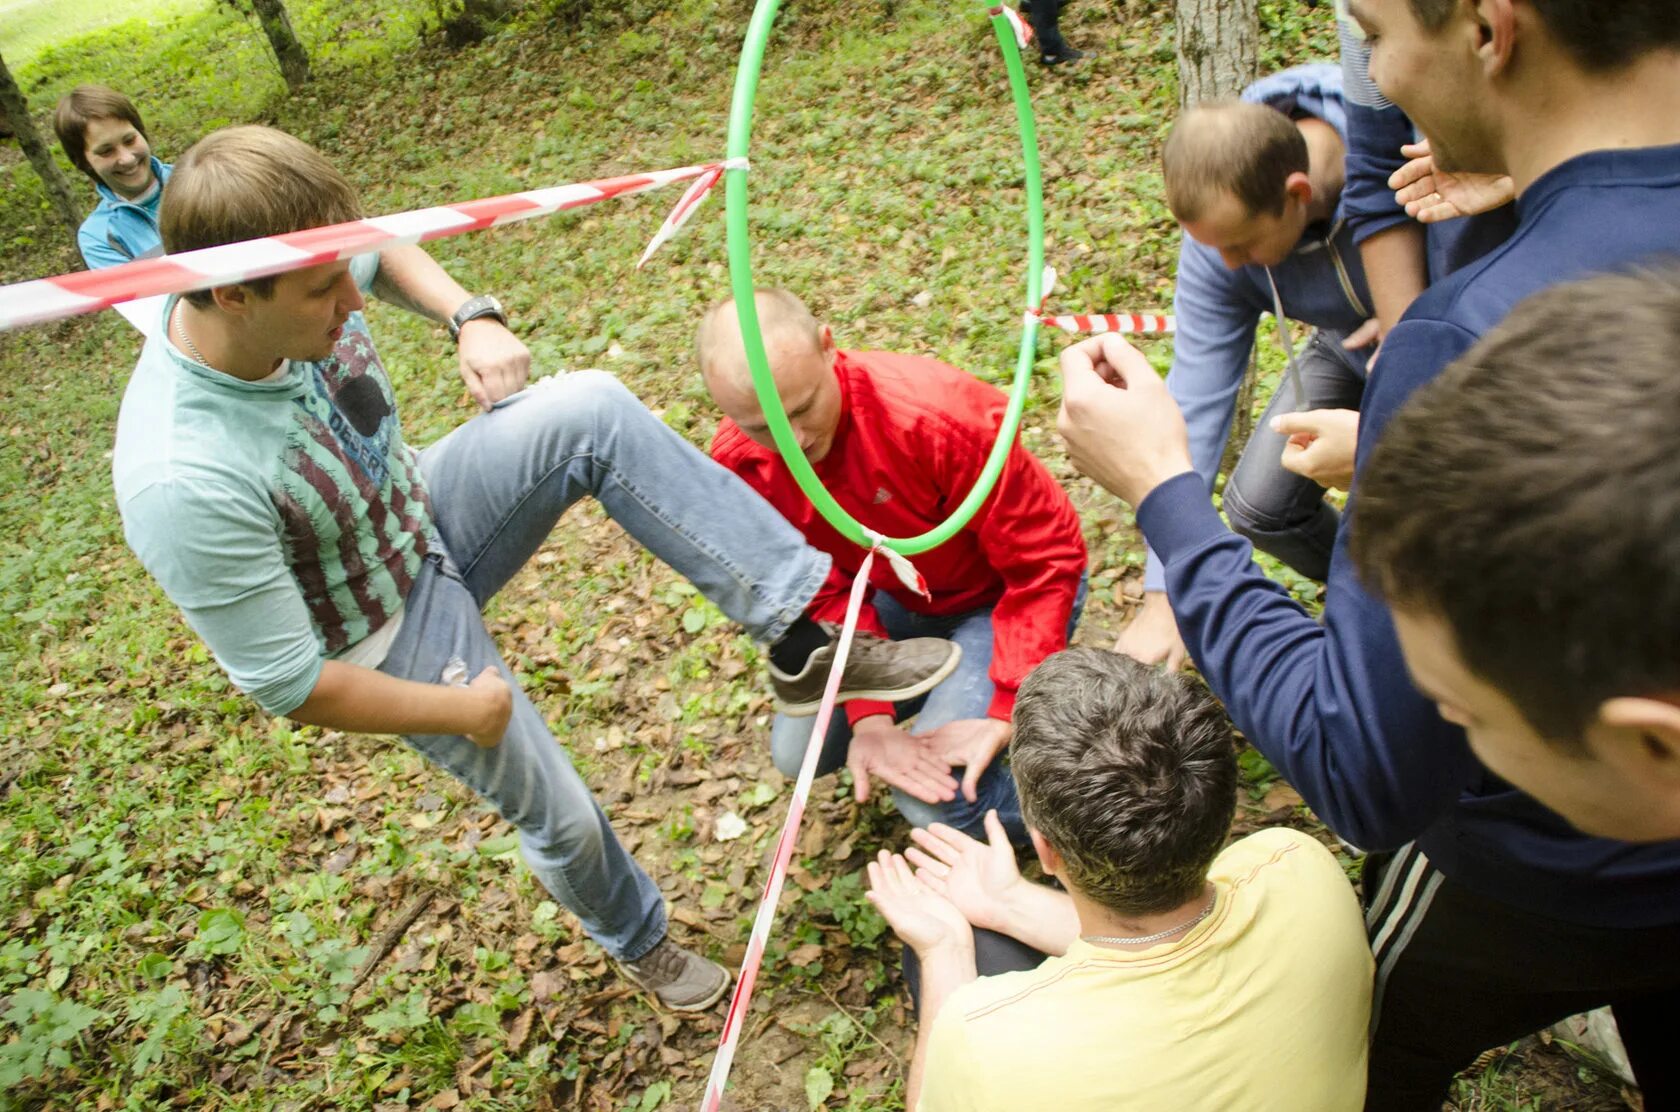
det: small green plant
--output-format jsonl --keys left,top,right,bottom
{"left": 0, "top": 989, "right": 104, "bottom": 1087}
{"left": 794, "top": 1007, "right": 902, "bottom": 1111}
{"left": 802, "top": 871, "right": 889, "bottom": 951}
{"left": 1237, "top": 747, "right": 1281, "bottom": 800}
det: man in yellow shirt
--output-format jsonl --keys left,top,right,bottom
{"left": 867, "top": 648, "right": 1372, "bottom": 1110}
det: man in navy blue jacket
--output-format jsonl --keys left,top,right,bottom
{"left": 1057, "top": 0, "right": 1680, "bottom": 1106}
{"left": 1333, "top": 0, "right": 1517, "bottom": 335}
{"left": 1351, "top": 268, "right": 1680, "bottom": 850}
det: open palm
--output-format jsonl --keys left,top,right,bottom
{"left": 1390, "top": 140, "right": 1515, "bottom": 223}
{"left": 865, "top": 851, "right": 973, "bottom": 955}
{"left": 905, "top": 811, "right": 1023, "bottom": 933}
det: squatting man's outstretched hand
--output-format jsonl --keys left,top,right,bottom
{"left": 904, "top": 810, "right": 1027, "bottom": 934}
{"left": 848, "top": 715, "right": 960, "bottom": 807}
{"left": 915, "top": 717, "right": 1012, "bottom": 804}
{"left": 905, "top": 811, "right": 1082, "bottom": 956}
{"left": 1056, "top": 334, "right": 1193, "bottom": 507}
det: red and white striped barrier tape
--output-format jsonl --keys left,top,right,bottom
{"left": 1029, "top": 310, "right": 1176, "bottom": 335}
{"left": 700, "top": 541, "right": 890, "bottom": 1111}
{"left": 1025, "top": 265, "right": 1175, "bottom": 335}
{"left": 0, "top": 158, "right": 746, "bottom": 332}
{"left": 638, "top": 163, "right": 729, "bottom": 269}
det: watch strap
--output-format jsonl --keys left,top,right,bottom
{"left": 448, "top": 294, "right": 506, "bottom": 340}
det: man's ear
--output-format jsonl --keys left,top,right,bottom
{"left": 1469, "top": 0, "right": 1517, "bottom": 78}
{"left": 1028, "top": 828, "right": 1061, "bottom": 878}
{"left": 818, "top": 323, "right": 837, "bottom": 363}
{"left": 1598, "top": 696, "right": 1680, "bottom": 781}
{"left": 1283, "top": 171, "right": 1314, "bottom": 210}
{"left": 208, "top": 284, "right": 252, "bottom": 316}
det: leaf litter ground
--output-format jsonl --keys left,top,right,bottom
{"left": 0, "top": 0, "right": 1638, "bottom": 1108}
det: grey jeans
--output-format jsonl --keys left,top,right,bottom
{"left": 377, "top": 371, "right": 831, "bottom": 959}
{"left": 1222, "top": 330, "right": 1368, "bottom": 582}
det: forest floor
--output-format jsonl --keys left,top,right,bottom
{"left": 0, "top": 0, "right": 1640, "bottom": 1107}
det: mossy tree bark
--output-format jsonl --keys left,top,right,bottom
{"left": 1175, "top": 0, "right": 1257, "bottom": 106}
{"left": 249, "top": 0, "right": 312, "bottom": 91}
{"left": 0, "top": 52, "right": 82, "bottom": 239}
{"left": 1177, "top": 0, "right": 1262, "bottom": 449}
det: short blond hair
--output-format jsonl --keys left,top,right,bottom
{"left": 161, "top": 126, "right": 362, "bottom": 306}
{"left": 1162, "top": 100, "right": 1308, "bottom": 223}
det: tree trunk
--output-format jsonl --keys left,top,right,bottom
{"left": 1222, "top": 345, "right": 1261, "bottom": 478}
{"left": 249, "top": 0, "right": 312, "bottom": 91}
{"left": 1175, "top": 0, "right": 1258, "bottom": 106}
{"left": 1179, "top": 0, "right": 1260, "bottom": 462}
{"left": 0, "top": 51, "right": 82, "bottom": 239}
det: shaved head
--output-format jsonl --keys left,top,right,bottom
{"left": 697, "top": 288, "right": 826, "bottom": 394}
{"left": 697, "top": 289, "right": 844, "bottom": 463}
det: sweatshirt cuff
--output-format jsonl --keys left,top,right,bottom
{"left": 1348, "top": 210, "right": 1414, "bottom": 248}
{"left": 1143, "top": 546, "right": 1167, "bottom": 594}
{"left": 1136, "top": 471, "right": 1228, "bottom": 566}
{"left": 986, "top": 686, "right": 1016, "bottom": 722}
{"left": 846, "top": 699, "right": 895, "bottom": 727}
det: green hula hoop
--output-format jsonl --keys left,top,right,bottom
{"left": 724, "top": 1, "right": 1046, "bottom": 556}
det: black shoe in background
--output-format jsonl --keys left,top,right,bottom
{"left": 1041, "top": 46, "right": 1086, "bottom": 66}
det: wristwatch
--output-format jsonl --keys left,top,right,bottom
{"left": 448, "top": 294, "right": 506, "bottom": 340}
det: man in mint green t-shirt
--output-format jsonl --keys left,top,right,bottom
{"left": 113, "top": 125, "right": 959, "bottom": 1011}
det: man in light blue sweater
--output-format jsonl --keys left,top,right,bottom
{"left": 1118, "top": 64, "right": 1376, "bottom": 669}
{"left": 113, "top": 125, "right": 958, "bottom": 1015}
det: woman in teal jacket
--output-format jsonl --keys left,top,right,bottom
{"left": 53, "top": 84, "right": 173, "bottom": 269}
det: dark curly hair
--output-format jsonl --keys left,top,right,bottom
{"left": 1011, "top": 649, "right": 1237, "bottom": 916}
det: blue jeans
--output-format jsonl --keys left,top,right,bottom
{"left": 378, "top": 371, "right": 831, "bottom": 960}
{"left": 769, "top": 578, "right": 1087, "bottom": 846}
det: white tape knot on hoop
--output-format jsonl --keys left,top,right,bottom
{"left": 862, "top": 529, "right": 932, "bottom": 600}
{"left": 989, "top": 4, "right": 1034, "bottom": 49}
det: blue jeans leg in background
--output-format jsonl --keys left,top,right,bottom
{"left": 383, "top": 371, "right": 832, "bottom": 961}
{"left": 769, "top": 578, "right": 1087, "bottom": 847}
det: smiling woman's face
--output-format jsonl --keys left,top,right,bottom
{"left": 83, "top": 116, "right": 155, "bottom": 199}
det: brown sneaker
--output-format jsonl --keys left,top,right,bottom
{"left": 769, "top": 626, "right": 962, "bottom": 716}
{"left": 621, "top": 937, "right": 731, "bottom": 1012}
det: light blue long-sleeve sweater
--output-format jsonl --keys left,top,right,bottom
{"left": 76, "top": 157, "right": 172, "bottom": 270}
{"left": 1143, "top": 64, "right": 1373, "bottom": 593}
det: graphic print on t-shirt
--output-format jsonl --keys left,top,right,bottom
{"left": 271, "top": 315, "right": 432, "bottom": 654}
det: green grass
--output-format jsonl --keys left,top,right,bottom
{"left": 0, "top": 0, "right": 205, "bottom": 70}
{"left": 0, "top": 0, "right": 1630, "bottom": 1109}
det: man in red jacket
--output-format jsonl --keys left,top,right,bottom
{"left": 699, "top": 290, "right": 1088, "bottom": 844}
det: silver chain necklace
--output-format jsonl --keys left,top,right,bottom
{"left": 1082, "top": 892, "right": 1216, "bottom": 947}
{"left": 172, "top": 301, "right": 211, "bottom": 368}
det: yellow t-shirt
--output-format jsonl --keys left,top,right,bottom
{"left": 918, "top": 828, "right": 1373, "bottom": 1112}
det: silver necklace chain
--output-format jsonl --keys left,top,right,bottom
{"left": 1082, "top": 893, "right": 1216, "bottom": 947}
{"left": 172, "top": 301, "right": 211, "bottom": 368}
